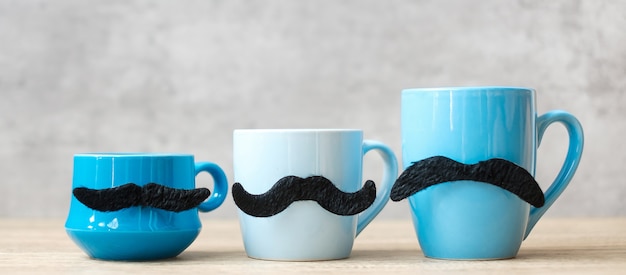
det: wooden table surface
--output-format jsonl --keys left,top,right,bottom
{"left": 1, "top": 218, "right": 625, "bottom": 274}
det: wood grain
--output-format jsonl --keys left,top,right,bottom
{"left": 1, "top": 218, "right": 625, "bottom": 274}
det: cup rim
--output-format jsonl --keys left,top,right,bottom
{"left": 234, "top": 128, "right": 362, "bottom": 133}
{"left": 74, "top": 152, "right": 194, "bottom": 158}
{"left": 402, "top": 86, "right": 533, "bottom": 94}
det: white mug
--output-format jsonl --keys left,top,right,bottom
{"left": 232, "top": 129, "right": 398, "bottom": 261}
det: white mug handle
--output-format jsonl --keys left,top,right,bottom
{"left": 357, "top": 140, "right": 398, "bottom": 235}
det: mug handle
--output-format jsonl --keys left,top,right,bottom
{"left": 524, "top": 110, "right": 584, "bottom": 239}
{"left": 195, "top": 162, "right": 229, "bottom": 212}
{"left": 357, "top": 140, "right": 398, "bottom": 236}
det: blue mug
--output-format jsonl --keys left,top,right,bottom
{"left": 399, "top": 87, "right": 584, "bottom": 260}
{"left": 233, "top": 129, "right": 398, "bottom": 261}
{"left": 65, "top": 153, "right": 228, "bottom": 260}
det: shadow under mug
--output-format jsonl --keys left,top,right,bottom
{"left": 65, "top": 153, "right": 228, "bottom": 261}
{"left": 400, "top": 87, "right": 584, "bottom": 260}
{"left": 233, "top": 129, "right": 398, "bottom": 261}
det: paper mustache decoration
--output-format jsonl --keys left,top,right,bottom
{"left": 390, "top": 156, "right": 545, "bottom": 207}
{"left": 73, "top": 183, "right": 211, "bottom": 212}
{"left": 232, "top": 175, "right": 377, "bottom": 217}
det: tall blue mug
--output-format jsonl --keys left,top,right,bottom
{"left": 65, "top": 153, "right": 228, "bottom": 261}
{"left": 400, "top": 87, "right": 583, "bottom": 260}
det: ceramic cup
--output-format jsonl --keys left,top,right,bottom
{"left": 65, "top": 153, "right": 228, "bottom": 261}
{"left": 232, "top": 129, "right": 398, "bottom": 261}
{"left": 399, "top": 87, "right": 584, "bottom": 260}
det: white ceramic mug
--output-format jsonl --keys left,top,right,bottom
{"left": 232, "top": 129, "right": 398, "bottom": 261}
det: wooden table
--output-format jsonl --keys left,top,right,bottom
{"left": 1, "top": 218, "right": 625, "bottom": 274}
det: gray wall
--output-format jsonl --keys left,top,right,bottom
{"left": 1, "top": 0, "right": 624, "bottom": 218}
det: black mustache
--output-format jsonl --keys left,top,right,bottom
{"left": 73, "top": 183, "right": 211, "bottom": 212}
{"left": 232, "top": 175, "right": 376, "bottom": 217}
{"left": 390, "top": 156, "right": 544, "bottom": 207}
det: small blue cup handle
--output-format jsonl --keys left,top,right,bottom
{"left": 195, "top": 162, "right": 229, "bottom": 212}
{"left": 524, "top": 110, "right": 584, "bottom": 239}
{"left": 357, "top": 140, "right": 398, "bottom": 235}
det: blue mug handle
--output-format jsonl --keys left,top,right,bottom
{"left": 524, "top": 110, "right": 584, "bottom": 238}
{"left": 195, "top": 162, "right": 229, "bottom": 212}
{"left": 357, "top": 140, "right": 398, "bottom": 235}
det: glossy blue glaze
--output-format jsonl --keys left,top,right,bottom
{"left": 65, "top": 153, "right": 228, "bottom": 261}
{"left": 233, "top": 129, "right": 397, "bottom": 261}
{"left": 401, "top": 87, "right": 583, "bottom": 260}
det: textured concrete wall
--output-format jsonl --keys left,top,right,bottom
{"left": 1, "top": 0, "right": 624, "bottom": 218}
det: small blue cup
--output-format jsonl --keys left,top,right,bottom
{"left": 65, "top": 153, "right": 228, "bottom": 261}
{"left": 401, "top": 87, "right": 583, "bottom": 260}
